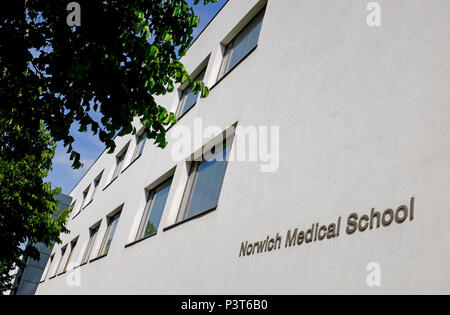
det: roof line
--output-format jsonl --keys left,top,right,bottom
{"left": 185, "top": 0, "right": 230, "bottom": 53}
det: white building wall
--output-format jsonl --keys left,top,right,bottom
{"left": 36, "top": 0, "right": 450, "bottom": 294}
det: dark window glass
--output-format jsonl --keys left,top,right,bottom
{"left": 82, "top": 187, "right": 89, "bottom": 201}
{"left": 55, "top": 246, "right": 67, "bottom": 275}
{"left": 177, "top": 69, "right": 206, "bottom": 117}
{"left": 82, "top": 226, "right": 99, "bottom": 263}
{"left": 82, "top": 186, "right": 90, "bottom": 207}
{"left": 137, "top": 136, "right": 146, "bottom": 157}
{"left": 180, "top": 143, "right": 231, "bottom": 221}
{"left": 132, "top": 133, "right": 147, "bottom": 161}
{"left": 63, "top": 239, "right": 77, "bottom": 272}
{"left": 218, "top": 10, "right": 265, "bottom": 79}
{"left": 89, "top": 174, "right": 102, "bottom": 203}
{"left": 112, "top": 146, "right": 128, "bottom": 180}
{"left": 71, "top": 200, "right": 80, "bottom": 219}
{"left": 100, "top": 213, "right": 121, "bottom": 256}
{"left": 42, "top": 254, "right": 54, "bottom": 281}
{"left": 112, "top": 155, "right": 125, "bottom": 179}
{"left": 137, "top": 178, "right": 172, "bottom": 239}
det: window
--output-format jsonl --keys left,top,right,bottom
{"left": 177, "top": 140, "right": 232, "bottom": 222}
{"left": 55, "top": 245, "right": 67, "bottom": 275}
{"left": 88, "top": 172, "right": 103, "bottom": 204}
{"left": 136, "top": 178, "right": 173, "bottom": 240}
{"left": 81, "top": 186, "right": 90, "bottom": 208}
{"left": 218, "top": 9, "right": 265, "bottom": 80}
{"left": 99, "top": 212, "right": 121, "bottom": 256}
{"left": 82, "top": 224, "right": 100, "bottom": 264}
{"left": 176, "top": 68, "right": 206, "bottom": 117}
{"left": 42, "top": 254, "right": 54, "bottom": 281}
{"left": 63, "top": 238, "right": 78, "bottom": 272}
{"left": 111, "top": 146, "right": 128, "bottom": 180}
{"left": 131, "top": 130, "right": 147, "bottom": 161}
{"left": 70, "top": 200, "right": 80, "bottom": 219}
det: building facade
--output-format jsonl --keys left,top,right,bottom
{"left": 36, "top": 0, "right": 450, "bottom": 294}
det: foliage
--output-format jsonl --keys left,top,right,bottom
{"left": 0, "top": 122, "right": 71, "bottom": 294}
{"left": 1, "top": 0, "right": 216, "bottom": 168}
{"left": 0, "top": 0, "right": 217, "bottom": 293}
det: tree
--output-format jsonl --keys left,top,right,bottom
{"left": 0, "top": 0, "right": 217, "bottom": 292}
{"left": 0, "top": 122, "right": 71, "bottom": 294}
{"left": 1, "top": 0, "right": 216, "bottom": 168}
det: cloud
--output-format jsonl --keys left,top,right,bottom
{"left": 53, "top": 152, "right": 73, "bottom": 167}
{"left": 53, "top": 152, "right": 95, "bottom": 177}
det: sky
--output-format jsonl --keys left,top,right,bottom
{"left": 46, "top": 0, "right": 228, "bottom": 195}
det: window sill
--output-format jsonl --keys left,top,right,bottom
{"left": 210, "top": 44, "right": 258, "bottom": 91}
{"left": 102, "top": 176, "right": 118, "bottom": 191}
{"left": 165, "top": 102, "right": 198, "bottom": 133}
{"left": 89, "top": 254, "right": 107, "bottom": 264}
{"left": 82, "top": 200, "right": 93, "bottom": 210}
{"left": 48, "top": 275, "right": 56, "bottom": 280}
{"left": 57, "top": 271, "right": 66, "bottom": 276}
{"left": 121, "top": 154, "right": 142, "bottom": 174}
{"left": 177, "top": 102, "right": 197, "bottom": 121}
{"left": 163, "top": 207, "right": 217, "bottom": 232}
{"left": 124, "top": 232, "right": 157, "bottom": 249}
{"left": 72, "top": 210, "right": 82, "bottom": 220}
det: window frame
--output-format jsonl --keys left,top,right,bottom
{"left": 55, "top": 245, "right": 67, "bottom": 276}
{"left": 175, "top": 68, "right": 207, "bottom": 118}
{"left": 217, "top": 8, "right": 266, "bottom": 80}
{"left": 81, "top": 224, "right": 100, "bottom": 264}
{"left": 136, "top": 178, "right": 173, "bottom": 241}
{"left": 98, "top": 211, "right": 121, "bottom": 257}
{"left": 62, "top": 238, "right": 78, "bottom": 273}
{"left": 42, "top": 253, "right": 55, "bottom": 281}
{"left": 218, "top": 40, "right": 235, "bottom": 80}
{"left": 111, "top": 145, "right": 129, "bottom": 181}
{"left": 81, "top": 185, "right": 91, "bottom": 208}
{"left": 70, "top": 200, "right": 80, "bottom": 219}
{"left": 131, "top": 129, "right": 147, "bottom": 162}
{"left": 176, "top": 87, "right": 191, "bottom": 118}
{"left": 176, "top": 138, "right": 233, "bottom": 223}
{"left": 88, "top": 172, "right": 103, "bottom": 204}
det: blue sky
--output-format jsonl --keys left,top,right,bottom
{"left": 46, "top": 0, "right": 228, "bottom": 194}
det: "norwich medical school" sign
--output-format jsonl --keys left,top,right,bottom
{"left": 239, "top": 197, "right": 415, "bottom": 257}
